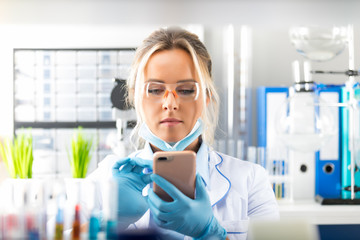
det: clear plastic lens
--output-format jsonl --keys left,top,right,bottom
{"left": 145, "top": 82, "right": 199, "bottom": 102}
{"left": 176, "top": 83, "right": 197, "bottom": 97}
{"left": 147, "top": 83, "right": 166, "bottom": 96}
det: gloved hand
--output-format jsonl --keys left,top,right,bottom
{"left": 148, "top": 174, "right": 227, "bottom": 239}
{"left": 112, "top": 157, "right": 153, "bottom": 228}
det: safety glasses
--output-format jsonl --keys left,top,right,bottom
{"left": 144, "top": 81, "right": 200, "bottom": 103}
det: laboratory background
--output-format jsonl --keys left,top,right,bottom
{"left": 1, "top": 0, "right": 360, "bottom": 239}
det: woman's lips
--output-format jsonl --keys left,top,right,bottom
{"left": 160, "top": 118, "right": 182, "bottom": 126}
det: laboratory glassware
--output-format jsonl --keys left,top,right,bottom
{"left": 289, "top": 25, "right": 360, "bottom": 200}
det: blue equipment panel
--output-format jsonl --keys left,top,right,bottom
{"left": 341, "top": 87, "right": 360, "bottom": 199}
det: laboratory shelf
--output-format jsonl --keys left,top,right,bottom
{"left": 278, "top": 200, "right": 360, "bottom": 224}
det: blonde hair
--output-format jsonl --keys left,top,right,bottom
{"left": 127, "top": 27, "right": 220, "bottom": 149}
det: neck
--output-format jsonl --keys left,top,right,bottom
{"left": 150, "top": 137, "right": 201, "bottom": 153}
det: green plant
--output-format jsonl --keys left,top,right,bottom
{"left": 0, "top": 130, "right": 34, "bottom": 179}
{"left": 68, "top": 127, "right": 94, "bottom": 178}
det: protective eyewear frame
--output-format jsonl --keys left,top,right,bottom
{"left": 144, "top": 81, "right": 200, "bottom": 102}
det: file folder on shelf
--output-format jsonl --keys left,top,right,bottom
{"left": 256, "top": 87, "right": 289, "bottom": 149}
{"left": 257, "top": 87, "right": 289, "bottom": 200}
{"left": 288, "top": 91, "right": 316, "bottom": 200}
{"left": 315, "top": 86, "right": 342, "bottom": 199}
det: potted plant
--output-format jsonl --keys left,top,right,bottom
{"left": 0, "top": 130, "right": 34, "bottom": 179}
{"left": 0, "top": 130, "right": 37, "bottom": 229}
{"left": 68, "top": 127, "right": 94, "bottom": 178}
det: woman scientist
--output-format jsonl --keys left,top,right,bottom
{"left": 89, "top": 27, "right": 279, "bottom": 240}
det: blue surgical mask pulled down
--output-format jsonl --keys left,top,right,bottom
{"left": 139, "top": 119, "right": 203, "bottom": 151}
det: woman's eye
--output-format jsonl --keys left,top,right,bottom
{"left": 177, "top": 89, "right": 195, "bottom": 95}
{"left": 148, "top": 88, "right": 165, "bottom": 95}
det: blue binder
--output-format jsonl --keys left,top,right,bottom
{"left": 256, "top": 86, "right": 289, "bottom": 148}
{"left": 341, "top": 87, "right": 360, "bottom": 199}
{"left": 315, "top": 85, "right": 342, "bottom": 199}
{"left": 257, "top": 86, "right": 289, "bottom": 199}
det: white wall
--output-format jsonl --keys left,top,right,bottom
{"left": 1, "top": 0, "right": 360, "bottom": 144}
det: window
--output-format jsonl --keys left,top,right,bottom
{"left": 13, "top": 48, "right": 135, "bottom": 177}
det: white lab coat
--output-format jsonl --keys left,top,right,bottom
{"left": 87, "top": 142, "right": 279, "bottom": 240}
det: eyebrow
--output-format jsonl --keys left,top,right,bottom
{"left": 145, "top": 79, "right": 197, "bottom": 83}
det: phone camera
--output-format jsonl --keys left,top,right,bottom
{"left": 158, "top": 157, "right": 168, "bottom": 161}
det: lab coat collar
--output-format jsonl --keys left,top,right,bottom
{"left": 134, "top": 142, "right": 154, "bottom": 163}
{"left": 207, "top": 151, "right": 231, "bottom": 207}
{"left": 195, "top": 142, "right": 210, "bottom": 186}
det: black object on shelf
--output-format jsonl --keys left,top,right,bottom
{"left": 315, "top": 195, "right": 360, "bottom": 205}
{"left": 111, "top": 78, "right": 131, "bottom": 111}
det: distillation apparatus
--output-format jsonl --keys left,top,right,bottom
{"left": 289, "top": 25, "right": 360, "bottom": 201}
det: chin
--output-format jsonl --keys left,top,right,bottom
{"left": 158, "top": 130, "right": 186, "bottom": 143}
{"left": 160, "top": 134, "right": 183, "bottom": 143}
{"left": 163, "top": 137, "right": 181, "bottom": 143}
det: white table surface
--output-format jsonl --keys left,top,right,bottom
{"left": 278, "top": 199, "right": 360, "bottom": 225}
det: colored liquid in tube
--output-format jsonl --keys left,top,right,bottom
{"left": 54, "top": 208, "right": 64, "bottom": 240}
{"left": 89, "top": 211, "right": 100, "bottom": 240}
{"left": 27, "top": 214, "right": 40, "bottom": 240}
{"left": 71, "top": 204, "right": 81, "bottom": 240}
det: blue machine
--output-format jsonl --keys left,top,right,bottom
{"left": 341, "top": 87, "right": 360, "bottom": 199}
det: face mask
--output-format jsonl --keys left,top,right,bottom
{"left": 139, "top": 118, "right": 203, "bottom": 151}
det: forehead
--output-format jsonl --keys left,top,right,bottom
{"left": 144, "top": 49, "right": 198, "bottom": 84}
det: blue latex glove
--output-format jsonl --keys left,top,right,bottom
{"left": 112, "top": 157, "right": 153, "bottom": 227}
{"left": 148, "top": 174, "right": 227, "bottom": 239}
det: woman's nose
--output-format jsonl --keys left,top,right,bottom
{"left": 162, "top": 90, "right": 179, "bottom": 111}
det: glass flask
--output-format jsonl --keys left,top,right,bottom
{"left": 289, "top": 26, "right": 348, "bottom": 62}
{"left": 275, "top": 82, "right": 336, "bottom": 152}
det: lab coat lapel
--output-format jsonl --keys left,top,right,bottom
{"left": 134, "top": 142, "right": 154, "bottom": 164}
{"left": 207, "top": 151, "right": 231, "bottom": 206}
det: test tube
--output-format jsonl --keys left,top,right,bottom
{"left": 54, "top": 194, "right": 65, "bottom": 240}
{"left": 26, "top": 180, "right": 44, "bottom": 240}
{"left": 88, "top": 181, "right": 100, "bottom": 240}
{"left": 3, "top": 179, "right": 27, "bottom": 239}
{"left": 102, "top": 179, "right": 118, "bottom": 239}
{"left": 89, "top": 210, "right": 101, "bottom": 240}
{"left": 26, "top": 212, "right": 40, "bottom": 240}
{"left": 71, "top": 204, "right": 81, "bottom": 240}
{"left": 38, "top": 180, "right": 50, "bottom": 240}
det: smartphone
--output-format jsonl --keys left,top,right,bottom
{"left": 153, "top": 150, "right": 196, "bottom": 202}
